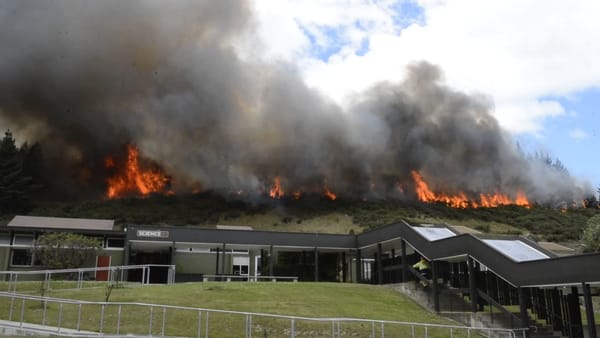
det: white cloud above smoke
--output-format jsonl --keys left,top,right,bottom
{"left": 252, "top": 0, "right": 600, "bottom": 134}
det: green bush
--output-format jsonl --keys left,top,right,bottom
{"left": 582, "top": 215, "right": 600, "bottom": 252}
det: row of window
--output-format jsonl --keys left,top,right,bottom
{"left": 0, "top": 233, "right": 125, "bottom": 249}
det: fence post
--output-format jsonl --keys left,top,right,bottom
{"left": 8, "top": 295, "right": 15, "bottom": 321}
{"left": 381, "top": 322, "right": 384, "bottom": 338}
{"left": 161, "top": 306, "right": 166, "bottom": 336}
{"left": 100, "top": 304, "right": 105, "bottom": 333}
{"left": 197, "top": 311, "right": 202, "bottom": 338}
{"left": 57, "top": 303, "right": 63, "bottom": 334}
{"left": 290, "top": 319, "right": 295, "bottom": 338}
{"left": 249, "top": 314, "right": 253, "bottom": 338}
{"left": 246, "top": 314, "right": 250, "bottom": 338}
{"left": 43, "top": 300, "right": 48, "bottom": 325}
{"left": 149, "top": 305, "right": 154, "bottom": 336}
{"left": 19, "top": 299, "right": 25, "bottom": 328}
{"left": 205, "top": 311, "right": 209, "bottom": 338}
{"left": 77, "top": 303, "right": 82, "bottom": 331}
{"left": 45, "top": 272, "right": 50, "bottom": 291}
{"left": 331, "top": 320, "right": 335, "bottom": 338}
{"left": 371, "top": 321, "right": 375, "bottom": 338}
{"left": 117, "top": 304, "right": 122, "bottom": 334}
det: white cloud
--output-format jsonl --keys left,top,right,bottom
{"left": 251, "top": 0, "right": 600, "bottom": 135}
{"left": 569, "top": 128, "right": 590, "bottom": 141}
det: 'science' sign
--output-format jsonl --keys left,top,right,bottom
{"left": 137, "top": 230, "right": 169, "bottom": 238}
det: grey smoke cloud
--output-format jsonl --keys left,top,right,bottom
{"left": 0, "top": 0, "right": 591, "bottom": 204}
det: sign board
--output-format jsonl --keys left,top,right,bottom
{"left": 136, "top": 230, "right": 170, "bottom": 239}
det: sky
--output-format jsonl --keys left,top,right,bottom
{"left": 250, "top": 0, "right": 600, "bottom": 190}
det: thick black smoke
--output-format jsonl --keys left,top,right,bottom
{"left": 0, "top": 0, "right": 591, "bottom": 204}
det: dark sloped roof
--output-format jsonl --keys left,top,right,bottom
{"left": 8, "top": 215, "right": 114, "bottom": 231}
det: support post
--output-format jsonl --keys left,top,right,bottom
{"left": 314, "top": 247, "right": 319, "bottom": 282}
{"left": 268, "top": 245, "right": 274, "bottom": 277}
{"left": 568, "top": 286, "right": 584, "bottom": 338}
{"left": 401, "top": 240, "right": 407, "bottom": 282}
{"left": 260, "top": 249, "right": 265, "bottom": 277}
{"left": 355, "top": 249, "right": 362, "bottom": 283}
{"left": 467, "top": 257, "right": 478, "bottom": 312}
{"left": 221, "top": 243, "right": 227, "bottom": 275}
{"left": 518, "top": 287, "right": 530, "bottom": 338}
{"left": 582, "top": 283, "right": 597, "bottom": 338}
{"left": 215, "top": 247, "right": 220, "bottom": 275}
{"left": 432, "top": 261, "right": 440, "bottom": 312}
{"left": 376, "top": 243, "right": 383, "bottom": 285}
{"left": 341, "top": 252, "right": 347, "bottom": 283}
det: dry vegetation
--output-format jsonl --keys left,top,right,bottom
{"left": 1, "top": 192, "right": 597, "bottom": 243}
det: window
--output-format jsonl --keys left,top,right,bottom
{"left": 105, "top": 238, "right": 125, "bottom": 248}
{"left": 11, "top": 249, "right": 33, "bottom": 266}
{"left": 12, "top": 234, "right": 34, "bottom": 247}
{"left": 233, "top": 265, "right": 249, "bottom": 275}
{"left": 232, "top": 256, "right": 249, "bottom": 275}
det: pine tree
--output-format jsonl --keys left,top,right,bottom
{"left": 0, "top": 130, "right": 35, "bottom": 212}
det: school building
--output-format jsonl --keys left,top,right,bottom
{"left": 1, "top": 215, "right": 599, "bottom": 338}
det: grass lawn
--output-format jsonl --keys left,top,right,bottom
{"left": 0, "top": 282, "right": 490, "bottom": 337}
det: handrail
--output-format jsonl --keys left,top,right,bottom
{"left": 200, "top": 274, "right": 298, "bottom": 282}
{"left": 0, "top": 264, "right": 177, "bottom": 292}
{"left": 0, "top": 264, "right": 174, "bottom": 275}
{"left": 407, "top": 265, "right": 429, "bottom": 284}
{"left": 0, "top": 291, "right": 528, "bottom": 337}
{"left": 477, "top": 289, "right": 522, "bottom": 327}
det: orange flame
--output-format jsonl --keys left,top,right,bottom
{"left": 106, "top": 145, "right": 169, "bottom": 199}
{"left": 324, "top": 186, "right": 337, "bottom": 200}
{"left": 269, "top": 176, "right": 284, "bottom": 199}
{"left": 411, "top": 171, "right": 530, "bottom": 209}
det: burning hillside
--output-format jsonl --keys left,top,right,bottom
{"left": 411, "top": 171, "right": 530, "bottom": 209}
{"left": 0, "top": 1, "right": 593, "bottom": 207}
{"left": 105, "top": 145, "right": 170, "bottom": 199}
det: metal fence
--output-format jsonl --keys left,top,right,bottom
{"left": 200, "top": 274, "right": 298, "bottom": 282}
{"left": 0, "top": 264, "right": 176, "bottom": 293}
{"left": 0, "top": 292, "right": 527, "bottom": 338}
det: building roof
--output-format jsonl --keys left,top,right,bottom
{"left": 8, "top": 215, "right": 114, "bottom": 231}
{"left": 216, "top": 225, "right": 253, "bottom": 231}
{"left": 537, "top": 241, "right": 577, "bottom": 256}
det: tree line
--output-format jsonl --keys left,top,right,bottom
{"left": 0, "top": 129, "right": 44, "bottom": 212}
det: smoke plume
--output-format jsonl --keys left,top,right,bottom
{"left": 0, "top": 0, "right": 591, "bottom": 205}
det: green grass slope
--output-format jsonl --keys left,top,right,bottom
{"left": 0, "top": 282, "right": 476, "bottom": 337}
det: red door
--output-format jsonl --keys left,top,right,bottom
{"left": 96, "top": 255, "right": 111, "bottom": 281}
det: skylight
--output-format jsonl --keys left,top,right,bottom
{"left": 483, "top": 239, "right": 549, "bottom": 262}
{"left": 412, "top": 226, "right": 456, "bottom": 241}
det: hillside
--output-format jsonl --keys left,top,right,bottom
{"left": 1, "top": 193, "right": 597, "bottom": 245}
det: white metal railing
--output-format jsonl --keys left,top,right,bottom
{"left": 0, "top": 264, "right": 176, "bottom": 292}
{"left": 200, "top": 274, "right": 298, "bottom": 282}
{"left": 0, "top": 292, "right": 528, "bottom": 338}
